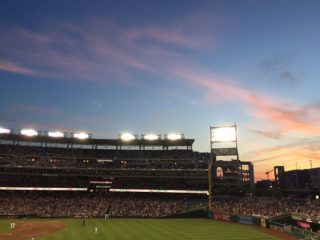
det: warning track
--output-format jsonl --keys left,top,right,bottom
{"left": 0, "top": 221, "right": 65, "bottom": 240}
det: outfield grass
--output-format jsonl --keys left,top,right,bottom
{"left": 0, "top": 219, "right": 10, "bottom": 233}
{"left": 1, "top": 218, "right": 278, "bottom": 240}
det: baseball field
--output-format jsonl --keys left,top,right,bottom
{"left": 0, "top": 218, "right": 297, "bottom": 240}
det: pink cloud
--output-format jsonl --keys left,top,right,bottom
{"left": 0, "top": 10, "right": 223, "bottom": 84}
{"left": 0, "top": 59, "right": 38, "bottom": 76}
{"left": 0, "top": 21, "right": 158, "bottom": 83}
{"left": 169, "top": 67, "right": 320, "bottom": 136}
{"left": 125, "top": 27, "right": 207, "bottom": 48}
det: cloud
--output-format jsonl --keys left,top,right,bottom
{"left": 279, "top": 71, "right": 295, "bottom": 83}
{"left": 125, "top": 26, "right": 207, "bottom": 48}
{"left": 258, "top": 56, "right": 297, "bottom": 84}
{"left": 0, "top": 12, "right": 219, "bottom": 85}
{"left": 250, "top": 129, "right": 283, "bottom": 140}
{"left": 0, "top": 59, "right": 39, "bottom": 76}
{"left": 249, "top": 100, "right": 320, "bottom": 135}
{"left": 259, "top": 56, "right": 282, "bottom": 73}
{"left": 169, "top": 66, "right": 320, "bottom": 138}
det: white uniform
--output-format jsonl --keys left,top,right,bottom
{"left": 95, "top": 227, "right": 98, "bottom": 234}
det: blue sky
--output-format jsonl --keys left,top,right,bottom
{"left": 1, "top": 0, "right": 320, "bottom": 180}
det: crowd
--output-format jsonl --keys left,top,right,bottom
{"left": 0, "top": 191, "right": 206, "bottom": 218}
{"left": 0, "top": 191, "right": 110, "bottom": 217}
{"left": 0, "top": 144, "right": 199, "bottom": 170}
{"left": 109, "top": 195, "right": 205, "bottom": 217}
{"left": 1, "top": 191, "right": 319, "bottom": 219}
{"left": 211, "top": 196, "right": 320, "bottom": 218}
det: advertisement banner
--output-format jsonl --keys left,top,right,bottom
{"left": 239, "top": 216, "right": 253, "bottom": 225}
{"left": 297, "top": 221, "right": 310, "bottom": 229}
{"left": 214, "top": 213, "right": 230, "bottom": 221}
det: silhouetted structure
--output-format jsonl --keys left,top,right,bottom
{"left": 274, "top": 166, "right": 320, "bottom": 194}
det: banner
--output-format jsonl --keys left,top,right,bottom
{"left": 297, "top": 221, "right": 310, "bottom": 229}
{"left": 214, "top": 213, "right": 230, "bottom": 221}
{"left": 239, "top": 216, "right": 253, "bottom": 225}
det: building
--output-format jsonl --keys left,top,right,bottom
{"left": 274, "top": 166, "right": 320, "bottom": 193}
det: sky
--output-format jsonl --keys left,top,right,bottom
{"left": 1, "top": 0, "right": 320, "bottom": 181}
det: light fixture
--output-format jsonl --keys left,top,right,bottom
{"left": 144, "top": 134, "right": 159, "bottom": 141}
{"left": 74, "top": 132, "right": 89, "bottom": 139}
{"left": 120, "top": 133, "right": 135, "bottom": 141}
{"left": 21, "top": 129, "right": 38, "bottom": 137}
{"left": 167, "top": 133, "right": 182, "bottom": 140}
{"left": 48, "top": 131, "right": 64, "bottom": 138}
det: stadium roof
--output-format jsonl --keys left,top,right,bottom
{"left": 0, "top": 133, "right": 194, "bottom": 147}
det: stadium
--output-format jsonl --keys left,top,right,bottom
{"left": 0, "top": 125, "right": 319, "bottom": 240}
{"left": 1, "top": 0, "right": 320, "bottom": 239}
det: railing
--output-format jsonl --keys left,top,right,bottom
{"left": 211, "top": 212, "right": 320, "bottom": 240}
{"left": 268, "top": 220, "right": 320, "bottom": 240}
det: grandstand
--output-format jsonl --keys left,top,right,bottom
{"left": 0, "top": 131, "right": 205, "bottom": 190}
{"left": 0, "top": 129, "right": 253, "bottom": 193}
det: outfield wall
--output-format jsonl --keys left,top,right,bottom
{"left": 211, "top": 212, "right": 320, "bottom": 240}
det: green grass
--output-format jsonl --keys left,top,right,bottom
{"left": 0, "top": 219, "right": 10, "bottom": 233}
{"left": 0, "top": 218, "right": 278, "bottom": 240}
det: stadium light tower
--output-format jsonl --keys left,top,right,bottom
{"left": 211, "top": 126, "right": 236, "bottom": 142}
{"left": 208, "top": 124, "right": 238, "bottom": 212}
{"left": 210, "top": 125, "right": 238, "bottom": 159}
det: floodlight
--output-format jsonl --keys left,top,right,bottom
{"left": 74, "top": 132, "right": 89, "bottom": 139}
{"left": 167, "top": 133, "right": 182, "bottom": 140}
{"left": 0, "top": 127, "right": 10, "bottom": 134}
{"left": 48, "top": 131, "right": 64, "bottom": 138}
{"left": 144, "top": 134, "right": 159, "bottom": 141}
{"left": 21, "top": 129, "right": 38, "bottom": 137}
{"left": 120, "top": 133, "right": 135, "bottom": 141}
{"left": 212, "top": 126, "right": 236, "bottom": 142}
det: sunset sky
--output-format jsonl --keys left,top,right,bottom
{"left": 1, "top": 0, "right": 320, "bottom": 180}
